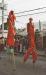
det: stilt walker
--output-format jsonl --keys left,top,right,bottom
{"left": 22, "top": 17, "right": 38, "bottom": 63}
{"left": 6, "top": 10, "right": 16, "bottom": 64}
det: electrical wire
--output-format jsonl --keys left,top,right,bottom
{"left": 16, "top": 11, "right": 46, "bottom": 17}
{"left": 15, "top": 6, "right": 46, "bottom": 14}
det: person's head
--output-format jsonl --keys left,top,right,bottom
{"left": 9, "top": 10, "right": 14, "bottom": 16}
{"left": 29, "top": 17, "right": 33, "bottom": 23}
{"left": 10, "top": 10, "right": 14, "bottom": 15}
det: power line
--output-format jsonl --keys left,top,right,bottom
{"left": 15, "top": 6, "right": 46, "bottom": 14}
{"left": 16, "top": 11, "right": 46, "bottom": 17}
{"left": 0, "top": 10, "right": 46, "bottom": 18}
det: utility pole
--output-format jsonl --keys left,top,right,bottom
{"left": 2, "top": 0, "right": 4, "bottom": 42}
{"left": 1, "top": 0, "right": 7, "bottom": 43}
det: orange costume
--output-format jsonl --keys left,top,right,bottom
{"left": 23, "top": 18, "right": 37, "bottom": 63}
{"left": 7, "top": 11, "right": 16, "bottom": 47}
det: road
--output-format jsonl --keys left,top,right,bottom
{"left": 0, "top": 54, "right": 46, "bottom": 75}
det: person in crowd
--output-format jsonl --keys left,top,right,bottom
{"left": 6, "top": 10, "right": 16, "bottom": 64}
{"left": 22, "top": 17, "right": 38, "bottom": 63}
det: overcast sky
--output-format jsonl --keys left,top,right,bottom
{"left": 0, "top": 0, "right": 46, "bottom": 29}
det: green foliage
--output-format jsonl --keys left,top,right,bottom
{"left": 4, "top": 22, "right": 8, "bottom": 30}
{"left": 1, "top": 22, "right": 8, "bottom": 30}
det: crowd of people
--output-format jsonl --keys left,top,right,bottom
{"left": 14, "top": 37, "right": 28, "bottom": 53}
{"left": 0, "top": 10, "right": 38, "bottom": 64}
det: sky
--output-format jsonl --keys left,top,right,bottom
{"left": 0, "top": 0, "right": 46, "bottom": 29}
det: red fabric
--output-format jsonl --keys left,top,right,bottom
{"left": 24, "top": 22, "right": 38, "bottom": 62}
{"left": 24, "top": 48, "right": 37, "bottom": 62}
{"left": 6, "top": 11, "right": 16, "bottom": 47}
{"left": 7, "top": 36, "right": 14, "bottom": 47}
{"left": 8, "top": 13, "right": 16, "bottom": 25}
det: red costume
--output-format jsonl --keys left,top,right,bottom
{"left": 7, "top": 11, "right": 16, "bottom": 47}
{"left": 23, "top": 18, "right": 37, "bottom": 63}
